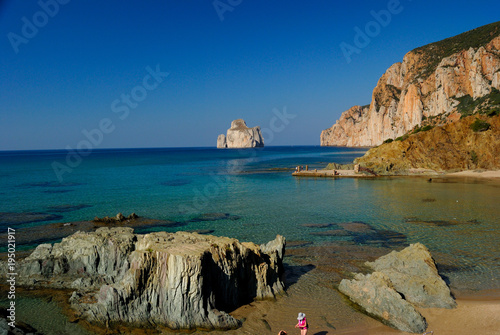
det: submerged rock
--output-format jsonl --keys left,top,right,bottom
{"left": 189, "top": 212, "right": 241, "bottom": 222}
{"left": 93, "top": 212, "right": 139, "bottom": 223}
{"left": 0, "top": 307, "right": 41, "bottom": 335}
{"left": 2, "top": 228, "right": 286, "bottom": 331}
{"left": 339, "top": 243, "right": 455, "bottom": 333}
{"left": 0, "top": 212, "right": 63, "bottom": 225}
{"left": 47, "top": 204, "right": 92, "bottom": 213}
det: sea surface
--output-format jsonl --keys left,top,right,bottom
{"left": 1, "top": 146, "right": 499, "bottom": 334}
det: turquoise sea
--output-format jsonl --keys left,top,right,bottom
{"left": 1, "top": 146, "right": 499, "bottom": 333}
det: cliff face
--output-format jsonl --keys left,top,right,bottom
{"left": 321, "top": 22, "right": 500, "bottom": 146}
{"left": 354, "top": 115, "right": 500, "bottom": 174}
{"left": 3, "top": 228, "right": 285, "bottom": 331}
{"left": 217, "top": 119, "right": 264, "bottom": 148}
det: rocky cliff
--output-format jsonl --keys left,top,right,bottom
{"left": 321, "top": 21, "right": 500, "bottom": 146}
{"left": 354, "top": 114, "right": 500, "bottom": 174}
{"left": 2, "top": 228, "right": 286, "bottom": 331}
{"left": 217, "top": 119, "right": 264, "bottom": 148}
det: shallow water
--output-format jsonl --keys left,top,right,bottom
{"left": 0, "top": 146, "right": 499, "bottom": 333}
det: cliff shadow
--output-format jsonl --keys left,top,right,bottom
{"left": 283, "top": 263, "right": 315, "bottom": 287}
{"left": 201, "top": 248, "right": 274, "bottom": 314}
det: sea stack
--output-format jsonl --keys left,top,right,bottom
{"left": 217, "top": 119, "right": 264, "bottom": 148}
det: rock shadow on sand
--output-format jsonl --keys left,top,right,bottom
{"left": 283, "top": 263, "right": 315, "bottom": 287}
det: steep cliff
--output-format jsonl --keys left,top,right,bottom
{"left": 354, "top": 114, "right": 500, "bottom": 174}
{"left": 321, "top": 21, "right": 500, "bottom": 146}
{"left": 217, "top": 119, "right": 264, "bottom": 148}
{"left": 2, "top": 228, "right": 286, "bottom": 331}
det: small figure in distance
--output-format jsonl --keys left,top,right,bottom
{"left": 295, "top": 312, "right": 308, "bottom": 335}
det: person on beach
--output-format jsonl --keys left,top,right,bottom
{"left": 295, "top": 312, "right": 308, "bottom": 335}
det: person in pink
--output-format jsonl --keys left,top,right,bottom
{"left": 295, "top": 312, "right": 308, "bottom": 334}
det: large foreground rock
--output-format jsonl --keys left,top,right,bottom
{"left": 3, "top": 228, "right": 286, "bottom": 331}
{"left": 217, "top": 119, "right": 264, "bottom": 148}
{"left": 339, "top": 272, "right": 427, "bottom": 333}
{"left": 366, "top": 243, "right": 456, "bottom": 309}
{"left": 339, "top": 243, "right": 455, "bottom": 333}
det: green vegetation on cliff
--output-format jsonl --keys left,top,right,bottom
{"left": 354, "top": 115, "right": 500, "bottom": 174}
{"left": 455, "top": 88, "right": 500, "bottom": 117}
{"left": 412, "top": 21, "right": 500, "bottom": 80}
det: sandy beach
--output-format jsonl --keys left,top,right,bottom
{"left": 444, "top": 170, "right": 500, "bottom": 179}
{"left": 195, "top": 273, "right": 500, "bottom": 335}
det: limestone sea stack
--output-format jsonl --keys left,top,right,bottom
{"left": 217, "top": 119, "right": 264, "bottom": 148}
{"left": 321, "top": 22, "right": 500, "bottom": 146}
{"left": 1, "top": 228, "right": 286, "bottom": 331}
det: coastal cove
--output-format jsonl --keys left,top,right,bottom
{"left": 1, "top": 146, "right": 499, "bottom": 334}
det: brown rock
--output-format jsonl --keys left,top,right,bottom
{"left": 354, "top": 114, "right": 500, "bottom": 174}
{"left": 321, "top": 23, "right": 500, "bottom": 147}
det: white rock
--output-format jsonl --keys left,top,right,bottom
{"left": 217, "top": 119, "right": 264, "bottom": 148}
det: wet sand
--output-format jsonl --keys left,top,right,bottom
{"left": 292, "top": 169, "right": 371, "bottom": 178}
{"left": 445, "top": 170, "right": 500, "bottom": 179}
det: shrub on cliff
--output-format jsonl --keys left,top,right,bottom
{"left": 470, "top": 119, "right": 491, "bottom": 132}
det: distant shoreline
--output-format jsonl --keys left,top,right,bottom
{"left": 293, "top": 168, "right": 500, "bottom": 179}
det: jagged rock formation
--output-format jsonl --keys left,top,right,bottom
{"left": 321, "top": 22, "right": 500, "bottom": 146}
{"left": 354, "top": 114, "right": 500, "bottom": 174}
{"left": 2, "top": 228, "right": 286, "bottom": 331}
{"left": 339, "top": 243, "right": 455, "bottom": 333}
{"left": 217, "top": 119, "right": 264, "bottom": 148}
{"left": 217, "top": 134, "right": 227, "bottom": 148}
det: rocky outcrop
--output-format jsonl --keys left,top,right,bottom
{"left": 3, "top": 228, "right": 286, "bottom": 331}
{"left": 217, "top": 119, "right": 264, "bottom": 148}
{"left": 321, "top": 22, "right": 500, "bottom": 146}
{"left": 339, "top": 243, "right": 455, "bottom": 333}
{"left": 339, "top": 272, "right": 427, "bottom": 333}
{"left": 365, "top": 243, "right": 456, "bottom": 309}
{"left": 217, "top": 134, "right": 227, "bottom": 148}
{"left": 354, "top": 114, "right": 500, "bottom": 174}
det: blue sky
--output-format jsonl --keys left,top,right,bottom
{"left": 1, "top": 0, "right": 499, "bottom": 150}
